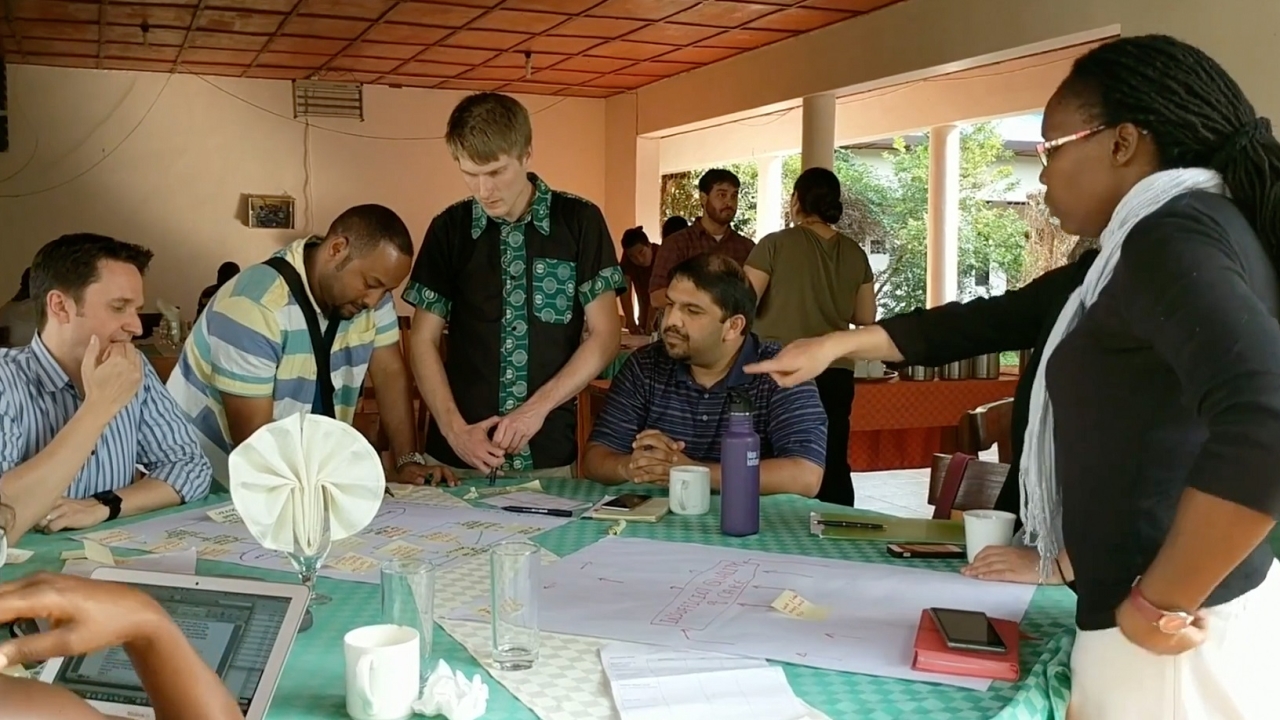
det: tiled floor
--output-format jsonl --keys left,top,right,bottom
{"left": 851, "top": 449, "right": 1000, "bottom": 518}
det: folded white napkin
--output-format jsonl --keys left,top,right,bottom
{"left": 414, "top": 659, "right": 489, "bottom": 720}
{"left": 228, "top": 413, "right": 384, "bottom": 553}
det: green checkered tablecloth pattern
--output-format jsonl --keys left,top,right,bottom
{"left": 2, "top": 479, "right": 1075, "bottom": 719}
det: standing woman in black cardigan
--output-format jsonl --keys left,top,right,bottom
{"left": 757, "top": 35, "right": 1280, "bottom": 718}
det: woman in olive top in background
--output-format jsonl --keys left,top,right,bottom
{"left": 745, "top": 168, "right": 876, "bottom": 506}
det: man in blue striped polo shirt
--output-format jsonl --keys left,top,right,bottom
{"left": 582, "top": 253, "right": 826, "bottom": 497}
{"left": 0, "top": 234, "right": 212, "bottom": 543}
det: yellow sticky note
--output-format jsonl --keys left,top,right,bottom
{"left": 462, "top": 488, "right": 480, "bottom": 500}
{"left": 206, "top": 506, "right": 242, "bottom": 524}
{"left": 607, "top": 519, "right": 627, "bottom": 536}
{"left": 5, "top": 548, "right": 34, "bottom": 564}
{"left": 196, "top": 546, "right": 231, "bottom": 560}
{"left": 380, "top": 540, "right": 424, "bottom": 560}
{"left": 60, "top": 550, "right": 87, "bottom": 560}
{"left": 332, "top": 536, "right": 365, "bottom": 552}
{"left": 83, "top": 541, "right": 116, "bottom": 566}
{"left": 145, "top": 539, "right": 187, "bottom": 554}
{"left": 330, "top": 553, "right": 381, "bottom": 575}
{"left": 770, "top": 590, "right": 827, "bottom": 620}
{"left": 81, "top": 528, "right": 134, "bottom": 546}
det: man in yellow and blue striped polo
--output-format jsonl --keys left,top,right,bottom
{"left": 168, "top": 204, "right": 453, "bottom": 487}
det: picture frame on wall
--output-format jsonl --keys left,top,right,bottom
{"left": 247, "top": 195, "right": 295, "bottom": 229}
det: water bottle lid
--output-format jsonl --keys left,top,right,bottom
{"left": 729, "top": 391, "right": 753, "bottom": 414}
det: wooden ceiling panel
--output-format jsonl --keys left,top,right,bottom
{"left": 280, "top": 16, "right": 372, "bottom": 40}
{"left": 363, "top": 24, "right": 450, "bottom": 44}
{"left": 4, "top": 0, "right": 891, "bottom": 96}
{"left": 195, "top": 10, "right": 286, "bottom": 34}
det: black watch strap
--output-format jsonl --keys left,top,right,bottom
{"left": 92, "top": 490, "right": 123, "bottom": 522}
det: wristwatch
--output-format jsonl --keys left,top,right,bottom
{"left": 396, "top": 452, "right": 427, "bottom": 471}
{"left": 92, "top": 490, "right": 123, "bottom": 522}
{"left": 1128, "top": 583, "right": 1195, "bottom": 634}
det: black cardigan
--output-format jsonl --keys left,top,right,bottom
{"left": 877, "top": 249, "right": 1099, "bottom": 519}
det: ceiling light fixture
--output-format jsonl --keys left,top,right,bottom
{"left": 140, "top": 20, "right": 150, "bottom": 48}
{"left": 525, "top": 52, "right": 533, "bottom": 79}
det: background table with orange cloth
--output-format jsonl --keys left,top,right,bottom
{"left": 849, "top": 372, "right": 1018, "bottom": 471}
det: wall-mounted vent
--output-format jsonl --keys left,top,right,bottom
{"left": 293, "top": 80, "right": 362, "bottom": 121}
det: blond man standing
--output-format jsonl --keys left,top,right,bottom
{"left": 404, "top": 93, "right": 624, "bottom": 476}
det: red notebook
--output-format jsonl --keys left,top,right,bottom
{"left": 911, "top": 609, "right": 1021, "bottom": 682}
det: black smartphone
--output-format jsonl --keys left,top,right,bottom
{"left": 927, "top": 608, "right": 1007, "bottom": 654}
{"left": 887, "top": 543, "right": 967, "bottom": 559}
{"left": 602, "top": 493, "right": 649, "bottom": 510}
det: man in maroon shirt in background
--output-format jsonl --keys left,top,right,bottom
{"left": 649, "top": 169, "right": 755, "bottom": 313}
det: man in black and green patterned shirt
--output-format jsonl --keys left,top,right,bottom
{"left": 403, "top": 92, "right": 625, "bottom": 476}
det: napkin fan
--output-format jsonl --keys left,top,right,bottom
{"left": 228, "top": 413, "right": 385, "bottom": 613}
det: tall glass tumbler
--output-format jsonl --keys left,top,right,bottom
{"left": 489, "top": 540, "right": 540, "bottom": 671}
{"left": 381, "top": 559, "right": 435, "bottom": 683}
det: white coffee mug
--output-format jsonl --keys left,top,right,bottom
{"left": 963, "top": 509, "right": 1018, "bottom": 563}
{"left": 344, "top": 624, "right": 421, "bottom": 720}
{"left": 669, "top": 465, "right": 711, "bottom": 516}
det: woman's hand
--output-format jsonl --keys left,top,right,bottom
{"left": 0, "top": 573, "right": 167, "bottom": 669}
{"left": 743, "top": 335, "right": 844, "bottom": 387}
{"left": 1115, "top": 594, "right": 1208, "bottom": 655}
{"left": 961, "top": 546, "right": 1064, "bottom": 585}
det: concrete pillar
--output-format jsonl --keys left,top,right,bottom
{"left": 756, "top": 154, "right": 785, "bottom": 237}
{"left": 926, "top": 124, "right": 961, "bottom": 307}
{"left": 635, "top": 137, "right": 661, "bottom": 242}
{"left": 800, "top": 93, "right": 836, "bottom": 171}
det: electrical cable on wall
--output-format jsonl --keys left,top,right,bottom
{"left": 303, "top": 118, "right": 314, "bottom": 234}
{"left": 0, "top": 73, "right": 173, "bottom": 199}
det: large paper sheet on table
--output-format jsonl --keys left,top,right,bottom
{"left": 79, "top": 500, "right": 568, "bottom": 584}
{"left": 448, "top": 537, "right": 1036, "bottom": 689}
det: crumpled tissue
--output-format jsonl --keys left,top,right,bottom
{"left": 413, "top": 659, "right": 489, "bottom": 720}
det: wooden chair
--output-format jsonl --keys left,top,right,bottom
{"left": 928, "top": 453, "right": 1010, "bottom": 520}
{"left": 576, "top": 380, "right": 611, "bottom": 470}
{"left": 957, "top": 398, "right": 1014, "bottom": 463}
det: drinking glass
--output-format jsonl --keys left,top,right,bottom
{"left": 287, "top": 492, "right": 332, "bottom": 606}
{"left": 381, "top": 559, "right": 435, "bottom": 683}
{"left": 490, "top": 540, "right": 540, "bottom": 671}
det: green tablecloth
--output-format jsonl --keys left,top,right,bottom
{"left": 2, "top": 479, "right": 1075, "bottom": 719}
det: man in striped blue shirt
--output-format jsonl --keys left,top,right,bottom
{"left": 583, "top": 253, "right": 827, "bottom": 497}
{"left": 0, "top": 234, "right": 212, "bottom": 543}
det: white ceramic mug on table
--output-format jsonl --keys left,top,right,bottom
{"left": 962, "top": 509, "right": 1017, "bottom": 563}
{"left": 344, "top": 624, "right": 420, "bottom": 720}
{"left": 669, "top": 465, "right": 712, "bottom": 515}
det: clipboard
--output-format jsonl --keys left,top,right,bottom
{"left": 809, "top": 511, "right": 965, "bottom": 544}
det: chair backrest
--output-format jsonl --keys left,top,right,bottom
{"left": 928, "top": 453, "right": 1010, "bottom": 520}
{"left": 957, "top": 398, "right": 1014, "bottom": 463}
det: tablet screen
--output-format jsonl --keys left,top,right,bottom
{"left": 47, "top": 583, "right": 292, "bottom": 713}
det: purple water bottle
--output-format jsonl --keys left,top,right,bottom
{"left": 720, "top": 391, "right": 761, "bottom": 537}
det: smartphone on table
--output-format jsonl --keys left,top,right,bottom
{"left": 927, "top": 607, "right": 1007, "bottom": 654}
{"left": 886, "top": 543, "right": 967, "bottom": 559}
{"left": 601, "top": 493, "right": 649, "bottom": 511}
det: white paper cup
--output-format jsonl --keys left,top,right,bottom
{"left": 963, "top": 510, "right": 1017, "bottom": 563}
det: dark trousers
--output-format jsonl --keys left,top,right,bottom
{"left": 814, "top": 368, "right": 855, "bottom": 506}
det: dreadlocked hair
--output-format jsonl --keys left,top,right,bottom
{"left": 1061, "top": 34, "right": 1280, "bottom": 271}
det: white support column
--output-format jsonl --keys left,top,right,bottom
{"left": 635, "top": 136, "right": 661, "bottom": 241}
{"left": 801, "top": 93, "right": 836, "bottom": 171}
{"left": 755, "top": 154, "right": 785, "bottom": 237}
{"left": 926, "top": 124, "right": 960, "bottom": 307}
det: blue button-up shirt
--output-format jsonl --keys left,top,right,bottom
{"left": 589, "top": 334, "right": 828, "bottom": 469}
{"left": 0, "top": 335, "right": 212, "bottom": 502}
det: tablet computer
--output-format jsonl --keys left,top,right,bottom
{"left": 37, "top": 568, "right": 311, "bottom": 720}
